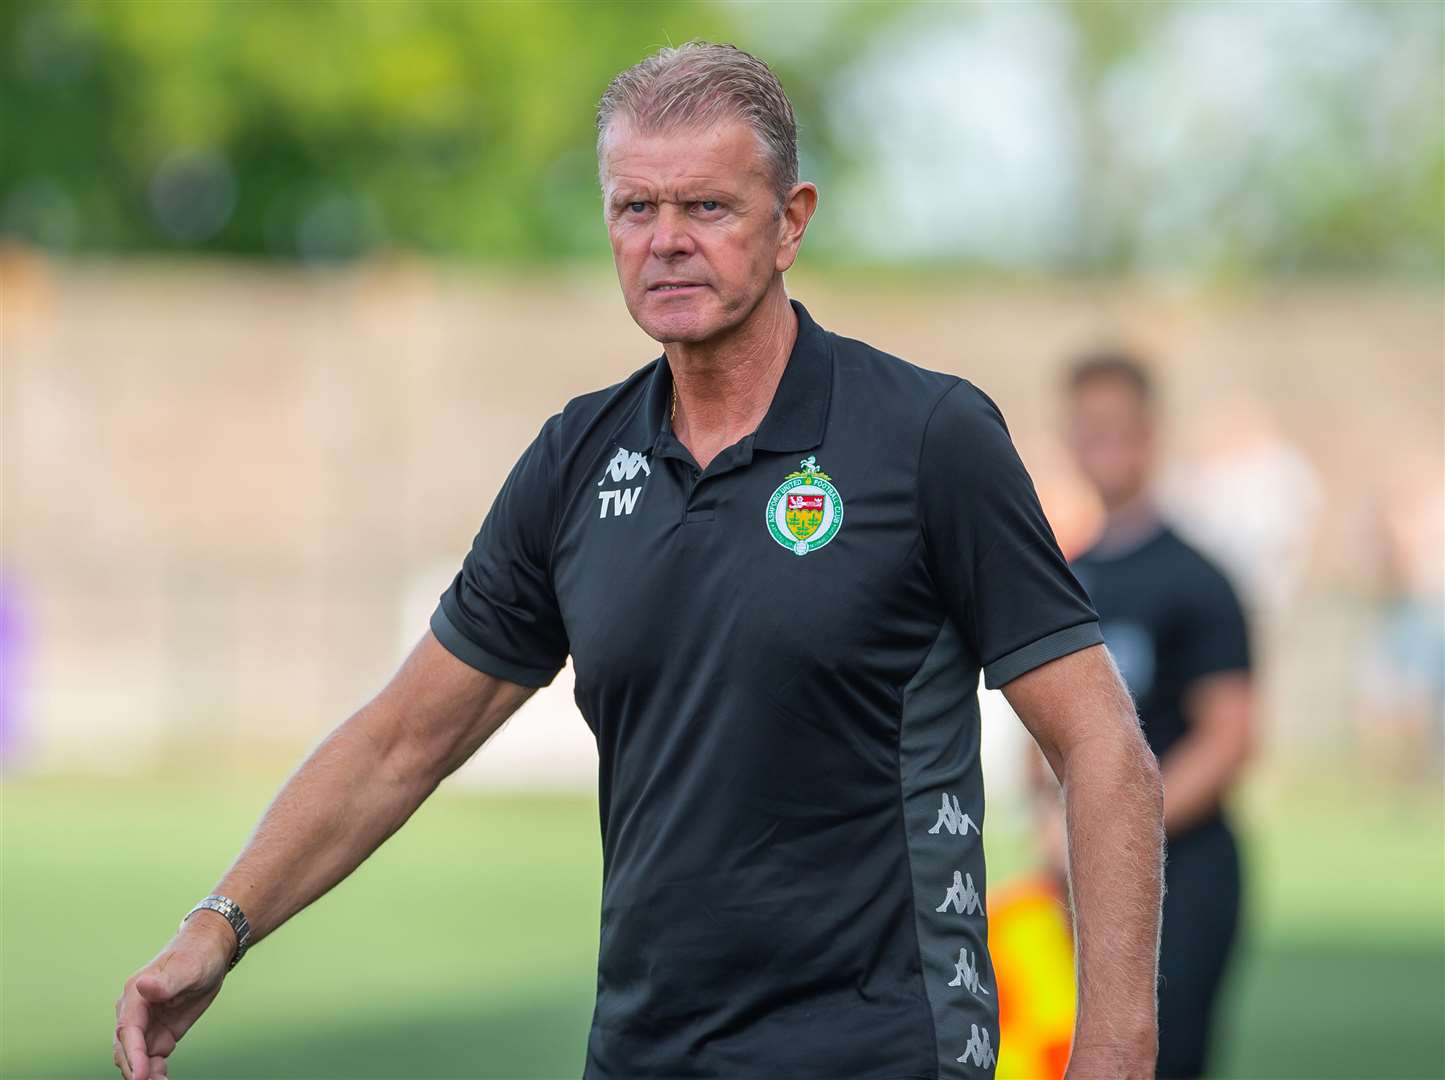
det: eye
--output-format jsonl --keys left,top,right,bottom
{"left": 627, "top": 201, "right": 647, "bottom": 214}
{"left": 697, "top": 200, "right": 721, "bottom": 213}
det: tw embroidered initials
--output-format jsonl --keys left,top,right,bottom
{"left": 597, "top": 447, "right": 650, "bottom": 519}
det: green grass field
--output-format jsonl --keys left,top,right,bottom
{"left": 2, "top": 765, "right": 1441, "bottom": 1079}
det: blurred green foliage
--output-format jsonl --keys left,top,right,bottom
{"left": 1, "top": 0, "right": 730, "bottom": 259}
{"left": 0, "top": 0, "right": 901, "bottom": 263}
{"left": 1, "top": 0, "right": 1440, "bottom": 273}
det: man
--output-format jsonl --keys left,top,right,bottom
{"left": 1040, "top": 352, "right": 1255, "bottom": 1078}
{"left": 114, "top": 43, "right": 1163, "bottom": 1080}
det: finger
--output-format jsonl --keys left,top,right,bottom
{"left": 115, "top": 1023, "right": 149, "bottom": 1080}
{"left": 113, "top": 1037, "right": 132, "bottom": 1080}
{"left": 135, "top": 971, "right": 176, "bottom": 1004}
{"left": 115, "top": 986, "right": 152, "bottom": 1075}
{"left": 117, "top": 984, "right": 152, "bottom": 1032}
{"left": 145, "top": 1025, "right": 179, "bottom": 1058}
{"left": 149, "top": 1054, "right": 168, "bottom": 1079}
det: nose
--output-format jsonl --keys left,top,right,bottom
{"left": 649, "top": 202, "right": 695, "bottom": 260}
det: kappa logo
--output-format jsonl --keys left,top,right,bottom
{"left": 766, "top": 455, "right": 843, "bottom": 556}
{"left": 597, "top": 446, "right": 650, "bottom": 519}
{"left": 956, "top": 1024, "right": 997, "bottom": 1069}
{"left": 935, "top": 870, "right": 985, "bottom": 917}
{"left": 599, "top": 447, "right": 652, "bottom": 485}
{"left": 928, "top": 793, "right": 980, "bottom": 838}
{"left": 948, "top": 947, "right": 991, "bottom": 999}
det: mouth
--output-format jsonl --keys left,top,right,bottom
{"left": 647, "top": 281, "right": 706, "bottom": 294}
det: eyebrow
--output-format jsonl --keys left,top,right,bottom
{"left": 607, "top": 189, "right": 734, "bottom": 209}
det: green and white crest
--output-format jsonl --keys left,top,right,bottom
{"left": 766, "top": 455, "right": 844, "bottom": 556}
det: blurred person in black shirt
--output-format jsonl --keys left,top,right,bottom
{"left": 1030, "top": 351, "right": 1255, "bottom": 1079}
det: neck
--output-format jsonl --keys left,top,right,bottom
{"left": 666, "top": 282, "right": 796, "bottom": 465}
{"left": 1093, "top": 491, "right": 1163, "bottom": 555}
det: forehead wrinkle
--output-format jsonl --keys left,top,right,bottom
{"left": 599, "top": 119, "right": 772, "bottom": 191}
{"left": 607, "top": 170, "right": 739, "bottom": 196}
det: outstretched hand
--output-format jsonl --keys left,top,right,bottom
{"left": 113, "top": 914, "right": 233, "bottom": 1079}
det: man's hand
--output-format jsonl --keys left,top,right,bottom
{"left": 113, "top": 908, "right": 236, "bottom": 1077}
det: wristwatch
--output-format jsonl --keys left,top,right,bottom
{"left": 181, "top": 894, "right": 252, "bottom": 970}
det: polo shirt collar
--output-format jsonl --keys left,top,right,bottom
{"left": 637, "top": 297, "right": 834, "bottom": 456}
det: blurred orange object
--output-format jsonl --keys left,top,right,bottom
{"left": 988, "top": 872, "right": 1076, "bottom": 1079}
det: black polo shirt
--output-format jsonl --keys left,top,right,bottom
{"left": 432, "top": 299, "right": 1102, "bottom": 1080}
{"left": 1070, "top": 523, "right": 1252, "bottom": 794}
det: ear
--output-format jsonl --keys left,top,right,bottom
{"left": 775, "top": 182, "right": 819, "bottom": 274}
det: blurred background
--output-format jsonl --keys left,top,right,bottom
{"left": 1, "top": 1, "right": 1441, "bottom": 1077}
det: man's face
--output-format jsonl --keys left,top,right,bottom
{"left": 600, "top": 119, "right": 800, "bottom": 345}
{"left": 1065, "top": 378, "right": 1155, "bottom": 508}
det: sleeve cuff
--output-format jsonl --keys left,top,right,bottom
{"left": 983, "top": 620, "right": 1105, "bottom": 690}
{"left": 429, "top": 605, "right": 564, "bottom": 688}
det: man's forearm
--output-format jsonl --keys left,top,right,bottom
{"left": 1160, "top": 672, "right": 1254, "bottom": 837}
{"left": 1061, "top": 723, "right": 1165, "bottom": 1070}
{"left": 114, "top": 636, "right": 531, "bottom": 1080}
{"left": 1159, "top": 730, "right": 1237, "bottom": 837}
{"left": 205, "top": 702, "right": 441, "bottom": 948}
{"left": 187, "top": 634, "right": 531, "bottom": 958}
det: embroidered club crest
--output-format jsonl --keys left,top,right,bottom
{"left": 766, "top": 455, "right": 843, "bottom": 556}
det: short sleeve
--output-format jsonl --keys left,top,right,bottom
{"left": 430, "top": 413, "right": 569, "bottom": 687}
{"left": 920, "top": 380, "right": 1103, "bottom": 689}
{"left": 1177, "top": 561, "right": 1252, "bottom": 686}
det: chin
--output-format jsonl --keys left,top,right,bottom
{"left": 631, "top": 296, "right": 728, "bottom": 345}
{"left": 646, "top": 322, "right": 720, "bottom": 345}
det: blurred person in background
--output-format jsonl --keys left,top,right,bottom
{"left": 1355, "top": 454, "right": 1445, "bottom": 777}
{"left": 1158, "top": 393, "right": 1323, "bottom": 636}
{"left": 1028, "top": 351, "right": 1256, "bottom": 1079}
{"left": 113, "top": 42, "right": 1164, "bottom": 1080}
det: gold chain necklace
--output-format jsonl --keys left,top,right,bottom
{"left": 670, "top": 382, "right": 678, "bottom": 423}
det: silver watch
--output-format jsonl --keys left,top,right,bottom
{"left": 181, "top": 894, "right": 252, "bottom": 970}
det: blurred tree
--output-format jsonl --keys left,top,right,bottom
{"left": 0, "top": 0, "right": 1439, "bottom": 275}
{"left": 1062, "top": 0, "right": 1445, "bottom": 276}
{"left": 0, "top": 0, "right": 908, "bottom": 262}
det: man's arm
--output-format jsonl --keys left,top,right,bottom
{"left": 1026, "top": 668, "right": 1254, "bottom": 841}
{"left": 1003, "top": 641, "right": 1164, "bottom": 1080}
{"left": 1160, "top": 671, "right": 1254, "bottom": 837}
{"left": 113, "top": 631, "right": 536, "bottom": 1080}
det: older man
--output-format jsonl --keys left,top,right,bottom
{"left": 115, "top": 42, "right": 1162, "bottom": 1080}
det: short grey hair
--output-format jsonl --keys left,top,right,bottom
{"left": 596, "top": 41, "right": 799, "bottom": 207}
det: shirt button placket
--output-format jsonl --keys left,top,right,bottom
{"left": 684, "top": 468, "right": 701, "bottom": 522}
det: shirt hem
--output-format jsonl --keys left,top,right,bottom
{"left": 982, "top": 620, "right": 1104, "bottom": 689}
{"left": 429, "top": 605, "right": 562, "bottom": 688}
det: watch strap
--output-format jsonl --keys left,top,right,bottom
{"left": 181, "top": 894, "right": 252, "bottom": 970}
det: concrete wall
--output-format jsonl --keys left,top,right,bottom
{"left": 3, "top": 251, "right": 1440, "bottom": 783}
